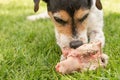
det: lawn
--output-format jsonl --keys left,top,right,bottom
{"left": 0, "top": 0, "right": 120, "bottom": 80}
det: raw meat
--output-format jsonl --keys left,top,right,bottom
{"left": 55, "top": 42, "right": 108, "bottom": 74}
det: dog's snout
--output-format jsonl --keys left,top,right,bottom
{"left": 70, "top": 40, "right": 83, "bottom": 49}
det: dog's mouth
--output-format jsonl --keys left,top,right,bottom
{"left": 61, "top": 40, "right": 83, "bottom": 57}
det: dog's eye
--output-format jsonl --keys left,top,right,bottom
{"left": 78, "top": 14, "right": 89, "bottom": 22}
{"left": 54, "top": 17, "right": 67, "bottom": 25}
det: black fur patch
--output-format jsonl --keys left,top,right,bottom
{"left": 45, "top": 0, "right": 92, "bottom": 17}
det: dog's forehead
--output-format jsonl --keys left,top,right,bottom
{"left": 48, "top": 0, "right": 92, "bottom": 16}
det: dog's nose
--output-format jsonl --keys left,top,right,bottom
{"left": 70, "top": 40, "right": 83, "bottom": 49}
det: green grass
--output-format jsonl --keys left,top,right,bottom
{"left": 0, "top": 0, "right": 120, "bottom": 80}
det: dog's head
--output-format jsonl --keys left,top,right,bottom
{"left": 34, "top": 0, "right": 102, "bottom": 49}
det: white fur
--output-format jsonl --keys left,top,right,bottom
{"left": 87, "top": 0, "right": 105, "bottom": 47}
{"left": 77, "top": 29, "right": 88, "bottom": 44}
{"left": 55, "top": 28, "right": 71, "bottom": 48}
{"left": 27, "top": 11, "right": 49, "bottom": 21}
{"left": 53, "top": 12, "right": 61, "bottom": 19}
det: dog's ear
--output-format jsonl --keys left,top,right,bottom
{"left": 34, "top": 0, "right": 40, "bottom": 12}
{"left": 34, "top": 0, "right": 49, "bottom": 12}
{"left": 96, "top": 0, "right": 102, "bottom": 10}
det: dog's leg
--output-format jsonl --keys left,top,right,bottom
{"left": 87, "top": 7, "right": 105, "bottom": 47}
{"left": 88, "top": 29, "right": 105, "bottom": 47}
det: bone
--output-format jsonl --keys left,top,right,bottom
{"left": 55, "top": 42, "right": 108, "bottom": 74}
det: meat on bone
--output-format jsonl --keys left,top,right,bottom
{"left": 55, "top": 42, "right": 108, "bottom": 74}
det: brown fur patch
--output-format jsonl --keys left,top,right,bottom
{"left": 48, "top": 11, "right": 72, "bottom": 36}
{"left": 74, "top": 9, "right": 89, "bottom": 31}
{"left": 77, "top": 21, "right": 87, "bottom": 32}
{"left": 74, "top": 9, "right": 89, "bottom": 20}
{"left": 54, "top": 10, "right": 71, "bottom": 22}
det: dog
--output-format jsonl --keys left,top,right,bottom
{"left": 33, "top": 0, "right": 105, "bottom": 61}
